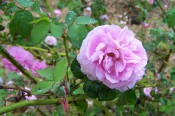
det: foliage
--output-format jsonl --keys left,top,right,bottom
{"left": 0, "top": 0, "right": 175, "bottom": 115}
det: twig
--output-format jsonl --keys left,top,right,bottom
{"left": 62, "top": 35, "right": 71, "bottom": 83}
{"left": 63, "top": 35, "right": 71, "bottom": 66}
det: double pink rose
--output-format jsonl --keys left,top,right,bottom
{"left": 77, "top": 25, "right": 148, "bottom": 92}
{"left": 2, "top": 46, "right": 47, "bottom": 77}
{"left": 2, "top": 46, "right": 34, "bottom": 72}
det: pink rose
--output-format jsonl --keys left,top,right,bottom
{"left": 83, "top": 7, "right": 92, "bottom": 17}
{"left": 25, "top": 87, "right": 37, "bottom": 100}
{"left": 77, "top": 25, "right": 148, "bottom": 92}
{"left": 54, "top": 9, "right": 61, "bottom": 16}
{"left": 169, "top": 87, "right": 174, "bottom": 94}
{"left": 2, "top": 46, "right": 34, "bottom": 72}
{"left": 100, "top": 14, "right": 109, "bottom": 23}
{"left": 143, "top": 23, "right": 150, "bottom": 28}
{"left": 148, "top": 0, "right": 154, "bottom": 4}
{"left": 143, "top": 87, "right": 152, "bottom": 98}
{"left": 45, "top": 35, "right": 57, "bottom": 46}
{"left": 31, "top": 60, "right": 47, "bottom": 77}
{"left": 154, "top": 87, "right": 158, "bottom": 94}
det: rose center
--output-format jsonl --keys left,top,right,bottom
{"left": 102, "top": 53, "right": 116, "bottom": 73}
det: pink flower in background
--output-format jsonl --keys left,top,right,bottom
{"left": 169, "top": 87, "right": 174, "bottom": 94}
{"left": 143, "top": 87, "right": 158, "bottom": 98}
{"left": 54, "top": 9, "right": 61, "bottom": 16}
{"left": 5, "top": 81, "right": 14, "bottom": 85}
{"left": 83, "top": 7, "right": 92, "bottom": 17}
{"left": 25, "top": 87, "right": 37, "bottom": 100}
{"left": 77, "top": 25, "right": 148, "bottom": 92}
{"left": 31, "top": 60, "right": 47, "bottom": 77}
{"left": 143, "top": 23, "right": 150, "bottom": 28}
{"left": 155, "top": 87, "right": 158, "bottom": 94}
{"left": 2, "top": 46, "right": 34, "bottom": 72}
{"left": 144, "top": 87, "right": 152, "bottom": 98}
{"left": 26, "top": 95, "right": 37, "bottom": 100}
{"left": 45, "top": 35, "right": 57, "bottom": 46}
{"left": 100, "top": 14, "right": 109, "bottom": 23}
{"left": 164, "top": 4, "right": 168, "bottom": 9}
{"left": 148, "top": 0, "right": 154, "bottom": 4}
{"left": 161, "top": 0, "right": 168, "bottom": 8}
{"left": 2, "top": 46, "right": 48, "bottom": 77}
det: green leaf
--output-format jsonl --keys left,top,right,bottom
{"left": 30, "top": 16, "right": 50, "bottom": 24}
{"left": 86, "top": 25, "right": 94, "bottom": 32}
{"left": 67, "top": 1, "right": 82, "bottom": 11}
{"left": 98, "top": 86, "right": 120, "bottom": 101}
{"left": 57, "top": 0, "right": 66, "bottom": 9}
{"left": 31, "top": 81, "right": 54, "bottom": 95}
{"left": 68, "top": 24, "right": 87, "bottom": 49}
{"left": 165, "top": 106, "right": 174, "bottom": 114}
{"left": 117, "top": 89, "right": 137, "bottom": 106}
{"left": 51, "top": 82, "right": 65, "bottom": 97}
{"left": 73, "top": 99, "right": 87, "bottom": 114}
{"left": 71, "top": 58, "right": 86, "bottom": 79}
{"left": 54, "top": 58, "right": 68, "bottom": 82}
{"left": 170, "top": 67, "right": 175, "bottom": 80}
{"left": 37, "top": 66, "right": 54, "bottom": 81}
{"left": 163, "top": 8, "right": 175, "bottom": 28}
{"left": 75, "top": 16, "right": 97, "bottom": 25}
{"left": 32, "top": 1, "right": 41, "bottom": 13}
{"left": 50, "top": 23, "right": 63, "bottom": 38}
{"left": 30, "top": 20, "right": 50, "bottom": 45}
{"left": 6, "top": 2, "right": 18, "bottom": 14}
{"left": 16, "top": 0, "right": 34, "bottom": 8}
{"left": 65, "top": 11, "right": 76, "bottom": 25}
{"left": 83, "top": 80, "right": 102, "bottom": 99}
{"left": 9, "top": 10, "right": 33, "bottom": 39}
{"left": 72, "top": 88, "right": 84, "bottom": 95}
{"left": 83, "top": 80, "right": 119, "bottom": 101}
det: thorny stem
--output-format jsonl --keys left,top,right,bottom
{"left": 0, "top": 84, "right": 31, "bottom": 95}
{"left": 62, "top": 35, "right": 71, "bottom": 83}
{"left": 0, "top": 95, "right": 88, "bottom": 115}
{"left": 0, "top": 45, "right": 39, "bottom": 84}
{"left": 63, "top": 35, "right": 71, "bottom": 66}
